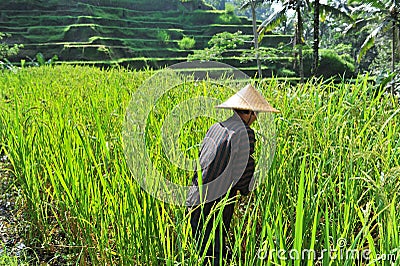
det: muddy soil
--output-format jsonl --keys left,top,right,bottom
{"left": 0, "top": 155, "right": 27, "bottom": 261}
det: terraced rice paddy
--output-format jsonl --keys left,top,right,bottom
{"left": 0, "top": 1, "right": 292, "bottom": 76}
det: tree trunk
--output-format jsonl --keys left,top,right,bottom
{"left": 251, "top": 1, "right": 262, "bottom": 79}
{"left": 392, "top": 22, "right": 395, "bottom": 73}
{"left": 392, "top": 21, "right": 396, "bottom": 94}
{"left": 221, "top": 0, "right": 225, "bottom": 10}
{"left": 312, "top": 0, "right": 320, "bottom": 76}
{"left": 296, "top": 4, "right": 304, "bottom": 83}
{"left": 299, "top": 41, "right": 304, "bottom": 83}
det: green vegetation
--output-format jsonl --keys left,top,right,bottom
{"left": 0, "top": 253, "right": 19, "bottom": 266}
{"left": 189, "top": 31, "right": 248, "bottom": 61}
{"left": 303, "top": 49, "right": 355, "bottom": 78}
{"left": 0, "top": 65, "right": 399, "bottom": 264}
{"left": 1, "top": 0, "right": 399, "bottom": 81}
{"left": 178, "top": 36, "right": 196, "bottom": 50}
{"left": 215, "top": 4, "right": 241, "bottom": 24}
{"left": 0, "top": 0, "right": 296, "bottom": 77}
{"left": 156, "top": 29, "right": 171, "bottom": 44}
{"left": 0, "top": 32, "right": 23, "bottom": 69}
{"left": 0, "top": 33, "right": 21, "bottom": 59}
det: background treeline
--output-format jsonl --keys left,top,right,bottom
{"left": 0, "top": 0, "right": 399, "bottom": 84}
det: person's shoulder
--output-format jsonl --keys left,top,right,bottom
{"left": 238, "top": 125, "right": 254, "bottom": 138}
{"left": 222, "top": 114, "right": 243, "bottom": 129}
{"left": 208, "top": 122, "right": 223, "bottom": 131}
{"left": 205, "top": 121, "right": 225, "bottom": 135}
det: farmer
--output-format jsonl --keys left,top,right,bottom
{"left": 187, "top": 84, "right": 279, "bottom": 265}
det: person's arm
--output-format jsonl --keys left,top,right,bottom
{"left": 233, "top": 127, "right": 256, "bottom": 196}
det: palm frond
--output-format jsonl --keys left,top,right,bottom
{"left": 240, "top": 0, "right": 265, "bottom": 10}
{"left": 358, "top": 37, "right": 374, "bottom": 63}
{"left": 377, "top": 72, "right": 396, "bottom": 90}
{"left": 365, "top": 0, "right": 387, "bottom": 10}
{"left": 357, "top": 20, "right": 389, "bottom": 62}
{"left": 257, "top": 12, "right": 287, "bottom": 43}
{"left": 240, "top": 0, "right": 251, "bottom": 10}
{"left": 318, "top": 3, "right": 354, "bottom": 22}
{"left": 383, "top": 17, "right": 394, "bottom": 31}
{"left": 343, "top": 17, "right": 377, "bottom": 34}
{"left": 348, "top": 0, "right": 386, "bottom": 10}
{"left": 257, "top": 5, "right": 287, "bottom": 33}
{"left": 299, "top": 0, "right": 311, "bottom": 10}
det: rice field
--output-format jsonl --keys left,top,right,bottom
{"left": 0, "top": 65, "right": 399, "bottom": 265}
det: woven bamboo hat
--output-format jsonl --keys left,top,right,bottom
{"left": 216, "top": 84, "right": 280, "bottom": 113}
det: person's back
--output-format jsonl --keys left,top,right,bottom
{"left": 187, "top": 84, "right": 279, "bottom": 265}
{"left": 186, "top": 112, "right": 254, "bottom": 205}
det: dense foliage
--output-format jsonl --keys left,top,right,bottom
{"left": 0, "top": 33, "right": 23, "bottom": 70}
{"left": 0, "top": 66, "right": 399, "bottom": 264}
{"left": 303, "top": 48, "right": 355, "bottom": 78}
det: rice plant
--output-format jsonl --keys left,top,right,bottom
{"left": 0, "top": 66, "right": 399, "bottom": 265}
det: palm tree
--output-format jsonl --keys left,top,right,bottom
{"left": 347, "top": 0, "right": 400, "bottom": 87}
{"left": 294, "top": 0, "right": 307, "bottom": 82}
{"left": 258, "top": 0, "right": 310, "bottom": 82}
{"left": 258, "top": 0, "right": 352, "bottom": 80}
{"left": 312, "top": 0, "right": 319, "bottom": 75}
{"left": 312, "top": 0, "right": 352, "bottom": 75}
{"left": 240, "top": 0, "right": 267, "bottom": 78}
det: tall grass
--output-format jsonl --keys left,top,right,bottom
{"left": 0, "top": 66, "right": 399, "bottom": 265}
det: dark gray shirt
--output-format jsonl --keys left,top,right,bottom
{"left": 187, "top": 112, "right": 255, "bottom": 206}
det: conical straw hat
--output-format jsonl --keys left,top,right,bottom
{"left": 216, "top": 84, "right": 280, "bottom": 113}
